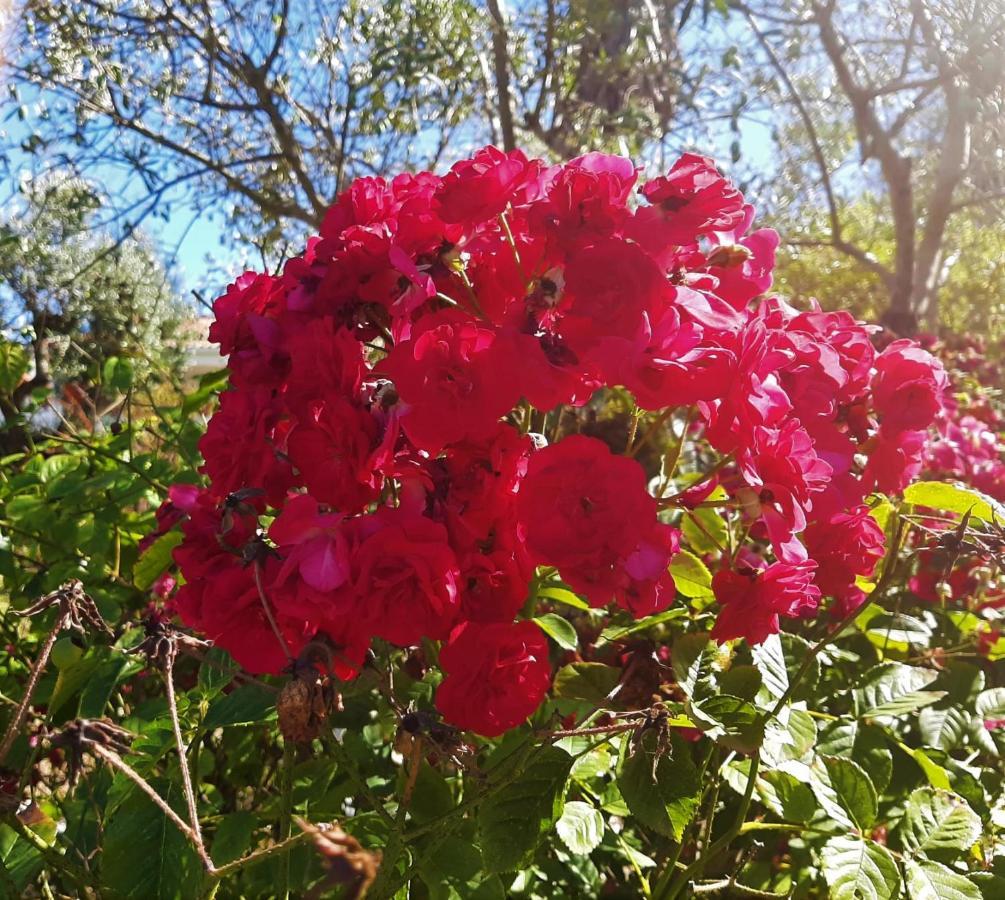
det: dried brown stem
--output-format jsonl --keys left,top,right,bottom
{"left": 0, "top": 612, "right": 67, "bottom": 766}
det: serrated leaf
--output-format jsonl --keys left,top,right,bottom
{"left": 751, "top": 633, "right": 789, "bottom": 704}
{"left": 553, "top": 663, "right": 620, "bottom": 704}
{"left": 758, "top": 769, "right": 818, "bottom": 823}
{"left": 919, "top": 707, "right": 971, "bottom": 751}
{"left": 821, "top": 836, "right": 902, "bottom": 900}
{"left": 902, "top": 788, "right": 981, "bottom": 857}
{"left": 724, "top": 760, "right": 817, "bottom": 824}
{"left": 211, "top": 812, "right": 257, "bottom": 865}
{"left": 197, "top": 647, "right": 241, "bottom": 698}
{"left": 904, "top": 858, "right": 980, "bottom": 900}
{"left": 555, "top": 801, "right": 604, "bottom": 855}
{"left": 478, "top": 746, "right": 572, "bottom": 873}
{"left": 670, "top": 551, "right": 713, "bottom": 599}
{"left": 671, "top": 632, "right": 716, "bottom": 700}
{"left": 133, "top": 530, "right": 183, "bottom": 591}
{"left": 533, "top": 613, "right": 578, "bottom": 651}
{"left": 866, "top": 613, "right": 932, "bottom": 649}
{"left": 780, "top": 634, "right": 819, "bottom": 703}
{"left": 853, "top": 663, "right": 944, "bottom": 717}
{"left": 815, "top": 721, "right": 894, "bottom": 796}
{"left": 762, "top": 708, "right": 816, "bottom": 767}
{"left": 615, "top": 731, "right": 700, "bottom": 841}
{"left": 904, "top": 481, "right": 1005, "bottom": 524}
{"left": 690, "top": 694, "right": 763, "bottom": 752}
{"left": 976, "top": 688, "right": 1005, "bottom": 720}
{"left": 810, "top": 755, "right": 878, "bottom": 830}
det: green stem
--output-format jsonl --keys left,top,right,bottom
{"left": 657, "top": 754, "right": 761, "bottom": 900}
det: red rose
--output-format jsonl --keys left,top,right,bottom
{"left": 804, "top": 506, "right": 885, "bottom": 612}
{"left": 285, "top": 395, "right": 383, "bottom": 513}
{"left": 872, "top": 339, "right": 947, "bottom": 433}
{"left": 435, "top": 146, "right": 536, "bottom": 225}
{"left": 199, "top": 387, "right": 294, "bottom": 507}
{"left": 563, "top": 238, "right": 666, "bottom": 342}
{"left": 351, "top": 508, "right": 461, "bottom": 646}
{"left": 639, "top": 154, "right": 746, "bottom": 244}
{"left": 435, "top": 620, "right": 551, "bottom": 736}
{"left": 711, "top": 561, "right": 820, "bottom": 646}
{"left": 379, "top": 310, "right": 521, "bottom": 453}
{"left": 516, "top": 435, "right": 659, "bottom": 606}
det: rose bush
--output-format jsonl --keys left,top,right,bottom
{"left": 0, "top": 150, "right": 1003, "bottom": 900}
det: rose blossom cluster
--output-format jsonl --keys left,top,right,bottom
{"left": 907, "top": 335, "right": 1005, "bottom": 612}
{"left": 151, "top": 147, "right": 947, "bottom": 737}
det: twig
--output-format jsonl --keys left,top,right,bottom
{"left": 163, "top": 649, "right": 205, "bottom": 850}
{"left": 0, "top": 611, "right": 68, "bottom": 766}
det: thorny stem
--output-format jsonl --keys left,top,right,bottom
{"left": 206, "top": 832, "right": 312, "bottom": 880}
{"left": 164, "top": 650, "right": 204, "bottom": 850}
{"left": 89, "top": 738, "right": 311, "bottom": 884}
{"left": 87, "top": 742, "right": 208, "bottom": 861}
{"left": 0, "top": 611, "right": 67, "bottom": 766}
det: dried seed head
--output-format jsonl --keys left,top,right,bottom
{"left": 18, "top": 580, "right": 113, "bottom": 639}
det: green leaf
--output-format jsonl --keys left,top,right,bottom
{"left": 533, "top": 614, "right": 578, "bottom": 651}
{"left": 670, "top": 551, "right": 714, "bottom": 599}
{"left": 681, "top": 506, "right": 728, "bottom": 556}
{"left": 596, "top": 607, "right": 686, "bottom": 645}
{"left": 555, "top": 801, "right": 604, "bottom": 855}
{"left": 0, "top": 824, "right": 43, "bottom": 891}
{"left": 780, "top": 634, "right": 819, "bottom": 703}
{"left": 181, "top": 368, "right": 229, "bottom": 416}
{"left": 133, "top": 531, "right": 183, "bottom": 591}
{"left": 750, "top": 633, "right": 789, "bottom": 705}
{"left": 0, "top": 340, "right": 30, "bottom": 394}
{"left": 101, "top": 779, "right": 203, "bottom": 898}
{"left": 816, "top": 721, "right": 894, "bottom": 796}
{"left": 762, "top": 708, "right": 816, "bottom": 767}
{"left": 211, "top": 812, "right": 257, "bottom": 866}
{"left": 902, "top": 788, "right": 981, "bottom": 857}
{"left": 202, "top": 684, "right": 276, "bottom": 729}
{"left": 758, "top": 769, "right": 818, "bottom": 823}
{"left": 975, "top": 687, "right": 1005, "bottom": 720}
{"left": 853, "top": 663, "right": 944, "bottom": 717}
{"left": 408, "top": 762, "right": 454, "bottom": 824}
{"left": 690, "top": 694, "right": 763, "bottom": 752}
{"left": 553, "top": 663, "right": 620, "bottom": 705}
{"left": 821, "top": 836, "right": 902, "bottom": 900}
{"left": 919, "top": 707, "right": 971, "bottom": 751}
{"left": 615, "top": 731, "right": 700, "bottom": 841}
{"left": 536, "top": 586, "right": 590, "bottom": 610}
{"left": 904, "top": 858, "right": 980, "bottom": 900}
{"left": 722, "top": 759, "right": 818, "bottom": 824}
{"left": 477, "top": 746, "right": 573, "bottom": 873}
{"left": 904, "top": 480, "right": 1005, "bottom": 524}
{"left": 866, "top": 613, "right": 932, "bottom": 650}
{"left": 671, "top": 632, "right": 717, "bottom": 700}
{"left": 810, "top": 755, "right": 878, "bottom": 830}
{"left": 197, "top": 647, "right": 241, "bottom": 698}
